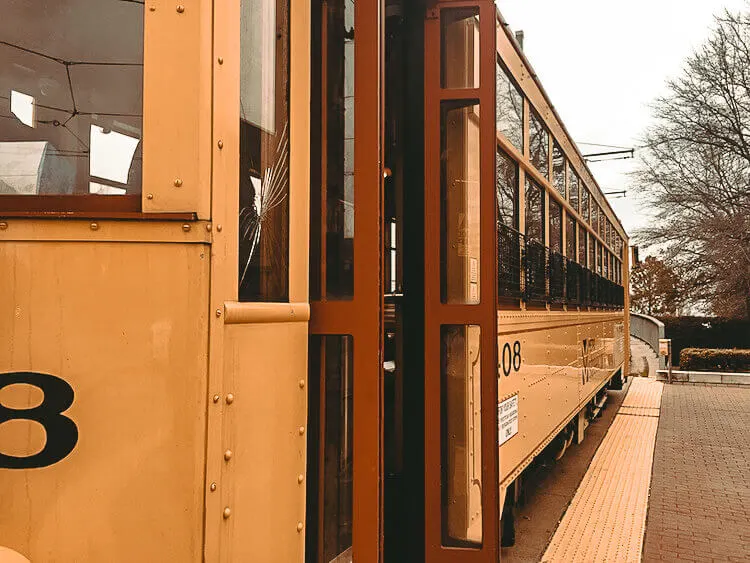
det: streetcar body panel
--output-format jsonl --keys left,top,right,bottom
{"left": 0, "top": 236, "right": 209, "bottom": 561}
{"left": 497, "top": 311, "right": 625, "bottom": 485}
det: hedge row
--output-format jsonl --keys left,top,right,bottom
{"left": 679, "top": 348, "right": 750, "bottom": 373}
{"left": 657, "top": 316, "right": 750, "bottom": 366}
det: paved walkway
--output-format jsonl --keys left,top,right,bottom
{"left": 500, "top": 380, "right": 632, "bottom": 563}
{"left": 642, "top": 384, "right": 750, "bottom": 562}
{"left": 542, "top": 378, "right": 664, "bottom": 562}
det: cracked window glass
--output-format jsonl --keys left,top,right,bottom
{"left": 239, "top": 0, "right": 290, "bottom": 302}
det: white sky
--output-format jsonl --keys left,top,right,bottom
{"left": 496, "top": 0, "right": 749, "bottom": 239}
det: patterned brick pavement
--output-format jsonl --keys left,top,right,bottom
{"left": 643, "top": 384, "right": 750, "bottom": 563}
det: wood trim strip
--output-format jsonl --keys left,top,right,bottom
{"left": 0, "top": 194, "right": 141, "bottom": 214}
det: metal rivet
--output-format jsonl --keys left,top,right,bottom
{"left": 210, "top": 482, "right": 217, "bottom": 492}
{"left": 297, "top": 474, "right": 304, "bottom": 484}
{"left": 182, "top": 224, "right": 191, "bottom": 232}
{"left": 298, "top": 426, "right": 305, "bottom": 435}
{"left": 90, "top": 222, "right": 99, "bottom": 231}
{"left": 225, "top": 393, "right": 234, "bottom": 405}
{"left": 298, "top": 379, "right": 305, "bottom": 389}
{"left": 216, "top": 308, "right": 222, "bottom": 318}
{"left": 146, "top": 193, "right": 154, "bottom": 200}
{"left": 216, "top": 224, "right": 223, "bottom": 232}
{"left": 217, "top": 140, "right": 224, "bottom": 149}
{"left": 176, "top": 5, "right": 185, "bottom": 13}
{"left": 149, "top": 6, "right": 156, "bottom": 12}
{"left": 218, "top": 57, "right": 224, "bottom": 65}
{"left": 297, "top": 522, "right": 304, "bottom": 532}
{"left": 223, "top": 507, "right": 231, "bottom": 519}
{"left": 212, "top": 394, "right": 220, "bottom": 403}
{"left": 0, "top": 222, "right": 7, "bottom": 230}
{"left": 224, "top": 450, "right": 233, "bottom": 461}
{"left": 174, "top": 178, "right": 183, "bottom": 187}
{"left": 206, "top": 223, "right": 212, "bottom": 232}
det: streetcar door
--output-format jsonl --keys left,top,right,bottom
{"left": 423, "top": 1, "right": 499, "bottom": 562}
{"left": 306, "top": 0, "right": 384, "bottom": 562}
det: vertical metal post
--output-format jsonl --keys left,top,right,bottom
{"left": 667, "top": 340, "right": 672, "bottom": 384}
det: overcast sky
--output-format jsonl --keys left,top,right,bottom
{"left": 496, "top": 0, "right": 749, "bottom": 239}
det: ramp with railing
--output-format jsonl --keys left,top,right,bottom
{"left": 630, "top": 312, "right": 666, "bottom": 369}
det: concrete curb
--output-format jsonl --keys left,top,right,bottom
{"left": 656, "top": 369, "right": 750, "bottom": 385}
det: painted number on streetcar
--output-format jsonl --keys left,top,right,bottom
{"left": 501, "top": 341, "right": 522, "bottom": 377}
{"left": 0, "top": 372, "right": 78, "bottom": 469}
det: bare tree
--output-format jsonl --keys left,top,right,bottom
{"left": 633, "top": 6, "right": 750, "bottom": 319}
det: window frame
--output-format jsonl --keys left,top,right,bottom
{"left": 0, "top": 0, "right": 211, "bottom": 218}
{"left": 495, "top": 58, "right": 524, "bottom": 152}
{"left": 527, "top": 107, "right": 549, "bottom": 179}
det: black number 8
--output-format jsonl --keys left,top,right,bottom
{"left": 513, "top": 341, "right": 522, "bottom": 371}
{"left": 0, "top": 372, "right": 78, "bottom": 469}
{"left": 501, "top": 341, "right": 522, "bottom": 377}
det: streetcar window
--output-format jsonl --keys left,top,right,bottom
{"left": 239, "top": 0, "right": 291, "bottom": 302}
{"left": 604, "top": 250, "right": 609, "bottom": 279}
{"left": 441, "top": 8, "right": 480, "bottom": 89}
{"left": 552, "top": 142, "right": 565, "bottom": 198}
{"left": 589, "top": 238, "right": 596, "bottom": 272}
{"left": 578, "top": 225, "right": 587, "bottom": 267}
{"left": 569, "top": 167, "right": 579, "bottom": 213}
{"left": 581, "top": 187, "right": 590, "bottom": 223}
{"left": 549, "top": 200, "right": 562, "bottom": 254}
{"left": 307, "top": 335, "right": 354, "bottom": 563}
{"left": 496, "top": 61, "right": 523, "bottom": 150}
{"left": 591, "top": 203, "right": 599, "bottom": 234}
{"left": 496, "top": 149, "right": 518, "bottom": 229}
{"left": 525, "top": 178, "right": 544, "bottom": 243}
{"left": 529, "top": 109, "right": 549, "bottom": 178}
{"left": 0, "top": 0, "right": 143, "bottom": 198}
{"left": 441, "top": 324, "right": 482, "bottom": 547}
{"left": 441, "top": 101, "right": 481, "bottom": 305}
{"left": 566, "top": 215, "right": 576, "bottom": 260}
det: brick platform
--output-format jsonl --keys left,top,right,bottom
{"left": 643, "top": 385, "right": 750, "bottom": 562}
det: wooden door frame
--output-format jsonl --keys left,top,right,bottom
{"left": 308, "top": 0, "right": 384, "bottom": 561}
{"left": 423, "top": 1, "right": 499, "bottom": 561}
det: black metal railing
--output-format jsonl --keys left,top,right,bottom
{"left": 566, "top": 259, "right": 582, "bottom": 304}
{"left": 496, "top": 220, "right": 625, "bottom": 309}
{"left": 548, "top": 250, "right": 566, "bottom": 302}
{"left": 497, "top": 223, "right": 523, "bottom": 298}
{"left": 524, "top": 239, "right": 548, "bottom": 301}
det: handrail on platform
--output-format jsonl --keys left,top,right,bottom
{"left": 630, "top": 312, "right": 666, "bottom": 369}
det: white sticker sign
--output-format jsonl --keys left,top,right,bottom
{"left": 498, "top": 394, "right": 519, "bottom": 446}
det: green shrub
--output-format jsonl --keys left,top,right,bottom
{"left": 658, "top": 316, "right": 750, "bottom": 366}
{"left": 679, "top": 348, "right": 750, "bottom": 373}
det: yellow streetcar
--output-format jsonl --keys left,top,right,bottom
{"left": 0, "top": 0, "right": 629, "bottom": 561}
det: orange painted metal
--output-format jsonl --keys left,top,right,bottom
{"left": 308, "top": 0, "right": 384, "bottom": 561}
